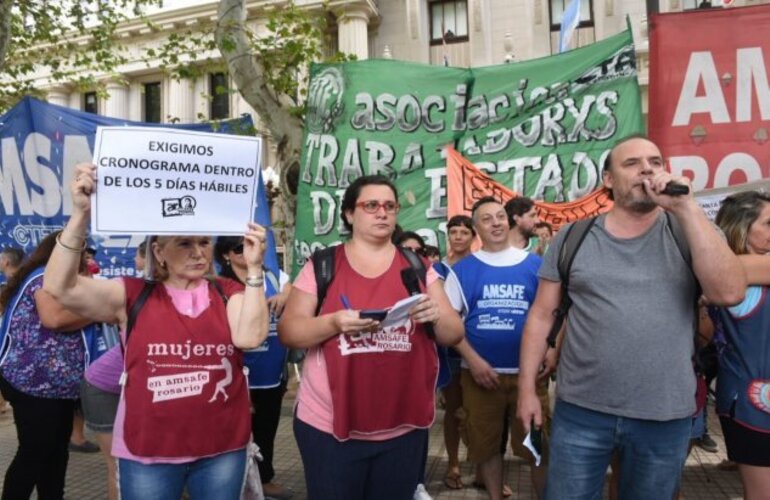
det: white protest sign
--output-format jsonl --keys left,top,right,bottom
{"left": 695, "top": 178, "right": 770, "bottom": 221}
{"left": 91, "top": 126, "right": 261, "bottom": 235}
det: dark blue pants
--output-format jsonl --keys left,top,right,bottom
{"left": 294, "top": 418, "right": 428, "bottom": 500}
{"left": 546, "top": 399, "right": 691, "bottom": 500}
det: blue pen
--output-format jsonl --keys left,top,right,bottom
{"left": 340, "top": 295, "right": 352, "bottom": 310}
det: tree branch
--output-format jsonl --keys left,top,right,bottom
{"left": 0, "top": 0, "right": 14, "bottom": 74}
{"left": 215, "top": 0, "right": 303, "bottom": 154}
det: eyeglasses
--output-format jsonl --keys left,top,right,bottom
{"left": 231, "top": 243, "right": 244, "bottom": 255}
{"left": 355, "top": 200, "right": 400, "bottom": 214}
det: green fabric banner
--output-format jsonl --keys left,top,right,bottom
{"left": 294, "top": 28, "right": 642, "bottom": 273}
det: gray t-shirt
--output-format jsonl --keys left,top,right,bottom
{"left": 540, "top": 212, "right": 697, "bottom": 421}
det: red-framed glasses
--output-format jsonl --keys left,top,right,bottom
{"left": 355, "top": 200, "right": 400, "bottom": 214}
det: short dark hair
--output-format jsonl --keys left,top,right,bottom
{"left": 602, "top": 134, "right": 656, "bottom": 202}
{"left": 423, "top": 245, "right": 441, "bottom": 259}
{"left": 602, "top": 133, "right": 654, "bottom": 174}
{"left": 471, "top": 196, "right": 502, "bottom": 220}
{"left": 85, "top": 247, "right": 97, "bottom": 257}
{"left": 340, "top": 175, "right": 398, "bottom": 233}
{"left": 534, "top": 221, "right": 553, "bottom": 234}
{"left": 504, "top": 197, "right": 535, "bottom": 227}
{"left": 395, "top": 231, "right": 425, "bottom": 250}
{"left": 137, "top": 241, "right": 147, "bottom": 258}
{"left": 1, "top": 247, "right": 25, "bottom": 268}
{"left": 447, "top": 214, "right": 475, "bottom": 236}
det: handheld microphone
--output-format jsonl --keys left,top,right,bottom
{"left": 401, "top": 268, "right": 436, "bottom": 339}
{"left": 661, "top": 181, "right": 690, "bottom": 196}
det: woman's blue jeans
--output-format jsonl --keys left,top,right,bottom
{"left": 118, "top": 448, "right": 246, "bottom": 500}
{"left": 545, "top": 399, "right": 691, "bottom": 500}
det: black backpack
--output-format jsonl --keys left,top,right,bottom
{"left": 311, "top": 244, "right": 427, "bottom": 316}
{"left": 546, "top": 213, "right": 703, "bottom": 353}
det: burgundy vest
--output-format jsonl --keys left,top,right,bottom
{"left": 122, "top": 278, "right": 251, "bottom": 458}
{"left": 320, "top": 246, "right": 438, "bottom": 440}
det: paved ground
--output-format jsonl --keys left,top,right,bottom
{"left": 0, "top": 394, "right": 744, "bottom": 499}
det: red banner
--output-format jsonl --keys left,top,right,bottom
{"left": 446, "top": 148, "right": 612, "bottom": 232}
{"left": 648, "top": 5, "right": 770, "bottom": 191}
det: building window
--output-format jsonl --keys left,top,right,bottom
{"left": 83, "top": 92, "right": 98, "bottom": 114}
{"left": 143, "top": 82, "right": 161, "bottom": 123}
{"left": 429, "top": 0, "right": 469, "bottom": 45}
{"left": 209, "top": 73, "right": 230, "bottom": 120}
{"left": 549, "top": 0, "right": 594, "bottom": 31}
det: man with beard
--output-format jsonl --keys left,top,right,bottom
{"left": 505, "top": 197, "right": 541, "bottom": 251}
{"left": 516, "top": 135, "right": 746, "bottom": 499}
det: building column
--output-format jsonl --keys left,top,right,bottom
{"left": 336, "top": 7, "right": 373, "bottom": 60}
{"left": 167, "top": 78, "right": 196, "bottom": 123}
{"left": 104, "top": 80, "right": 129, "bottom": 119}
{"left": 68, "top": 92, "right": 81, "bottom": 110}
{"left": 46, "top": 86, "right": 70, "bottom": 107}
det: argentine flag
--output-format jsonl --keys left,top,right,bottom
{"left": 559, "top": 0, "right": 582, "bottom": 53}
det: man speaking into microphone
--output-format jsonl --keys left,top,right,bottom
{"left": 516, "top": 135, "right": 747, "bottom": 500}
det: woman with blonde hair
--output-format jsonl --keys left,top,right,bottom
{"left": 713, "top": 190, "right": 770, "bottom": 499}
{"left": 44, "top": 163, "right": 269, "bottom": 499}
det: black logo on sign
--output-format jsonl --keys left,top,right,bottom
{"left": 162, "top": 196, "right": 196, "bottom": 217}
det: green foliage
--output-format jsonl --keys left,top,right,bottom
{"left": 0, "top": 0, "right": 162, "bottom": 112}
{"left": 152, "top": 1, "right": 353, "bottom": 122}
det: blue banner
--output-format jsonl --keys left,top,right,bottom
{"left": 0, "top": 96, "right": 279, "bottom": 280}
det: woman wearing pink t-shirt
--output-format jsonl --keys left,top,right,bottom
{"left": 43, "top": 163, "right": 269, "bottom": 500}
{"left": 279, "top": 175, "right": 464, "bottom": 499}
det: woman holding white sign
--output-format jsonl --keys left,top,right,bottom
{"left": 43, "top": 163, "right": 269, "bottom": 500}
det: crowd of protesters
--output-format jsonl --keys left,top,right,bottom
{"left": 0, "top": 134, "right": 767, "bottom": 500}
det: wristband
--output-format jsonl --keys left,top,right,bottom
{"left": 245, "top": 274, "right": 264, "bottom": 288}
{"left": 56, "top": 233, "right": 87, "bottom": 253}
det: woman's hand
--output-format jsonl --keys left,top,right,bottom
{"left": 332, "top": 310, "right": 378, "bottom": 335}
{"left": 266, "top": 286, "right": 290, "bottom": 316}
{"left": 71, "top": 163, "right": 97, "bottom": 216}
{"left": 409, "top": 295, "right": 439, "bottom": 325}
{"left": 242, "top": 222, "right": 267, "bottom": 273}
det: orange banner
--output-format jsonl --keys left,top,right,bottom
{"left": 446, "top": 148, "right": 613, "bottom": 231}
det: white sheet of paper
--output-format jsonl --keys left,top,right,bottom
{"left": 380, "top": 294, "right": 425, "bottom": 328}
{"left": 523, "top": 432, "right": 542, "bottom": 467}
{"left": 91, "top": 126, "right": 261, "bottom": 235}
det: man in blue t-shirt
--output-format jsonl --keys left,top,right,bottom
{"left": 444, "top": 197, "right": 545, "bottom": 500}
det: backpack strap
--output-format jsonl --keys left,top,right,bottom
{"left": 206, "top": 277, "right": 230, "bottom": 305}
{"left": 664, "top": 212, "right": 700, "bottom": 292}
{"left": 123, "top": 280, "right": 156, "bottom": 353}
{"left": 312, "top": 245, "right": 339, "bottom": 316}
{"left": 311, "top": 244, "right": 428, "bottom": 317}
{"left": 398, "top": 247, "right": 427, "bottom": 287}
{"left": 546, "top": 216, "right": 597, "bottom": 348}
{"left": 664, "top": 212, "right": 708, "bottom": 372}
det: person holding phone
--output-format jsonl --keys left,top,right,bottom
{"left": 279, "top": 175, "right": 463, "bottom": 500}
